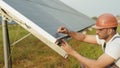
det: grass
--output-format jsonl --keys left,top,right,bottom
{"left": 0, "top": 24, "right": 120, "bottom": 68}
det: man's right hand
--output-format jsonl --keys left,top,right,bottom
{"left": 57, "top": 26, "right": 69, "bottom": 34}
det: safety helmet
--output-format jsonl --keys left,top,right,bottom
{"left": 95, "top": 13, "right": 118, "bottom": 29}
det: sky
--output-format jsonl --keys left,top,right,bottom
{"left": 59, "top": 0, "right": 120, "bottom": 17}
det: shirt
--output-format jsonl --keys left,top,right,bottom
{"left": 96, "top": 33, "right": 120, "bottom": 67}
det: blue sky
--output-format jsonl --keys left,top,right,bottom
{"left": 60, "top": 0, "right": 120, "bottom": 17}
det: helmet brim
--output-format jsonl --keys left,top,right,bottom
{"left": 92, "top": 25, "right": 105, "bottom": 29}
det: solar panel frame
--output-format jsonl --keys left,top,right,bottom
{"left": 0, "top": 0, "right": 95, "bottom": 58}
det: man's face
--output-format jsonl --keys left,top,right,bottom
{"left": 96, "top": 28, "right": 109, "bottom": 40}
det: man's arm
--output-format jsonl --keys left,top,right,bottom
{"left": 71, "top": 51, "right": 115, "bottom": 68}
{"left": 57, "top": 26, "right": 97, "bottom": 44}
{"left": 68, "top": 31, "right": 97, "bottom": 44}
{"left": 61, "top": 40, "right": 115, "bottom": 68}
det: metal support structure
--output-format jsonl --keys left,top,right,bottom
{"left": 0, "top": 0, "right": 68, "bottom": 58}
{"left": 2, "top": 17, "right": 12, "bottom": 68}
{"left": 11, "top": 33, "right": 31, "bottom": 46}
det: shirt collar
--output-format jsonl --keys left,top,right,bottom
{"left": 106, "top": 33, "right": 119, "bottom": 44}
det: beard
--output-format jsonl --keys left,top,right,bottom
{"left": 97, "top": 34, "right": 109, "bottom": 40}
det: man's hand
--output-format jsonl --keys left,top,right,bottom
{"left": 57, "top": 26, "right": 69, "bottom": 34}
{"left": 61, "top": 39, "right": 75, "bottom": 55}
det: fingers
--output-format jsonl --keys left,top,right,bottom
{"left": 61, "top": 39, "right": 70, "bottom": 48}
{"left": 60, "top": 39, "right": 74, "bottom": 55}
{"left": 57, "top": 26, "right": 68, "bottom": 34}
{"left": 61, "top": 39, "right": 66, "bottom": 46}
{"left": 57, "top": 26, "right": 65, "bottom": 33}
{"left": 60, "top": 39, "right": 67, "bottom": 49}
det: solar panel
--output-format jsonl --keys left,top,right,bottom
{"left": 0, "top": 0, "right": 95, "bottom": 58}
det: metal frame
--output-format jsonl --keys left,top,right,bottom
{"left": 2, "top": 15, "right": 12, "bottom": 68}
{"left": 0, "top": 0, "right": 68, "bottom": 68}
{"left": 0, "top": 0, "right": 68, "bottom": 57}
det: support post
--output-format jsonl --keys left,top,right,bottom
{"left": 2, "top": 17, "right": 12, "bottom": 68}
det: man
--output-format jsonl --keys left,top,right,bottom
{"left": 57, "top": 13, "right": 120, "bottom": 68}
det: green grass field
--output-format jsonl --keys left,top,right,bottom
{"left": 0, "top": 24, "right": 120, "bottom": 68}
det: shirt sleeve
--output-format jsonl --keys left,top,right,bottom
{"left": 105, "top": 42, "right": 120, "bottom": 60}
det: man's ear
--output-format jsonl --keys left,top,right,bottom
{"left": 108, "top": 28, "right": 114, "bottom": 35}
